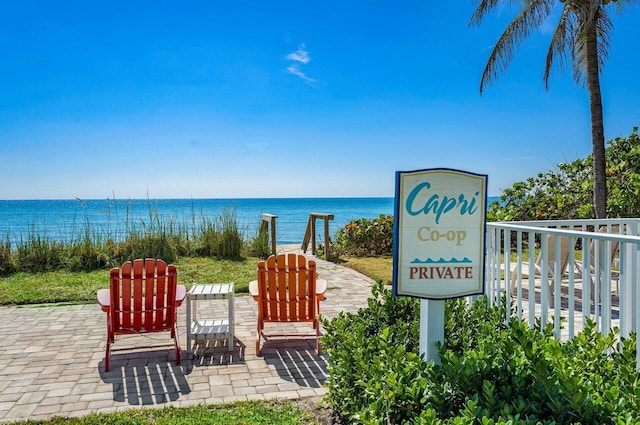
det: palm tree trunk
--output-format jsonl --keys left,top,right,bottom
{"left": 585, "top": 17, "right": 607, "bottom": 219}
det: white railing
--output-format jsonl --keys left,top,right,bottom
{"left": 484, "top": 219, "right": 640, "bottom": 367}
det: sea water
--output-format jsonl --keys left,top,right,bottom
{"left": 0, "top": 197, "right": 499, "bottom": 245}
{"left": 0, "top": 198, "right": 394, "bottom": 245}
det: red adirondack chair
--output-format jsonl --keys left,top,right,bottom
{"left": 249, "top": 253, "right": 327, "bottom": 355}
{"left": 97, "top": 259, "right": 186, "bottom": 372}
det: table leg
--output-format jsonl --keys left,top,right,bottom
{"left": 228, "top": 291, "right": 234, "bottom": 351}
{"left": 186, "top": 296, "right": 192, "bottom": 357}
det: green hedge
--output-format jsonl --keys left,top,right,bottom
{"left": 322, "top": 282, "right": 640, "bottom": 424}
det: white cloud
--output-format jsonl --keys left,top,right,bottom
{"left": 286, "top": 64, "right": 317, "bottom": 84}
{"left": 286, "top": 45, "right": 311, "bottom": 64}
{"left": 285, "top": 43, "right": 317, "bottom": 85}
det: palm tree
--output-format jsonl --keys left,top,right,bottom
{"left": 470, "top": 0, "right": 636, "bottom": 219}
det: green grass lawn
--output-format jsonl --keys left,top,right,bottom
{"left": 0, "top": 256, "right": 259, "bottom": 305}
{"left": 0, "top": 253, "right": 396, "bottom": 306}
{"left": 14, "top": 400, "right": 322, "bottom": 425}
{"left": 336, "top": 255, "right": 393, "bottom": 284}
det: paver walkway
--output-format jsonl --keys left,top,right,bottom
{"left": 0, "top": 247, "right": 375, "bottom": 423}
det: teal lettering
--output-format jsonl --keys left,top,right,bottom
{"left": 405, "top": 182, "right": 480, "bottom": 224}
{"left": 459, "top": 192, "right": 479, "bottom": 215}
{"left": 406, "top": 182, "right": 431, "bottom": 215}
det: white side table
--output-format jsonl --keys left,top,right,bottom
{"left": 186, "top": 283, "right": 235, "bottom": 355}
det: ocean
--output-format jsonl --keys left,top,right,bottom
{"left": 0, "top": 197, "right": 500, "bottom": 245}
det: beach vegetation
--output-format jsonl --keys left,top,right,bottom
{"left": 0, "top": 237, "right": 14, "bottom": 276}
{"left": 246, "top": 221, "right": 272, "bottom": 259}
{"left": 332, "top": 214, "right": 394, "bottom": 257}
{"left": 322, "top": 280, "right": 640, "bottom": 424}
{"left": 195, "top": 208, "right": 243, "bottom": 259}
{"left": 15, "top": 232, "right": 65, "bottom": 273}
{"left": 488, "top": 127, "right": 640, "bottom": 222}
{"left": 471, "top": 0, "right": 638, "bottom": 219}
{"left": 0, "top": 202, "right": 263, "bottom": 278}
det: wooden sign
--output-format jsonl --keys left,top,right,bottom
{"left": 393, "top": 168, "right": 487, "bottom": 300}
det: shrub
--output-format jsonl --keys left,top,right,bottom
{"left": 322, "top": 282, "right": 640, "bottom": 424}
{"left": 333, "top": 214, "right": 394, "bottom": 257}
{"left": 489, "top": 126, "right": 640, "bottom": 221}
{"left": 321, "top": 281, "right": 425, "bottom": 424}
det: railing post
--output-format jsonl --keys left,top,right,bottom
{"left": 301, "top": 213, "right": 335, "bottom": 260}
{"left": 261, "top": 214, "right": 278, "bottom": 256}
{"left": 486, "top": 219, "right": 640, "bottom": 368}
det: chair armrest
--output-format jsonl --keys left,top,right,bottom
{"left": 249, "top": 280, "right": 259, "bottom": 301}
{"left": 175, "top": 285, "right": 187, "bottom": 306}
{"left": 97, "top": 289, "right": 110, "bottom": 312}
{"left": 316, "top": 279, "right": 327, "bottom": 301}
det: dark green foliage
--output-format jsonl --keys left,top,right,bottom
{"left": 65, "top": 239, "right": 109, "bottom": 272}
{"left": 247, "top": 227, "right": 271, "bottom": 259}
{"left": 606, "top": 127, "right": 640, "bottom": 217}
{"left": 216, "top": 208, "right": 244, "bottom": 259}
{"left": 197, "top": 220, "right": 223, "bottom": 257}
{"left": 0, "top": 237, "right": 14, "bottom": 276}
{"left": 15, "top": 233, "right": 64, "bottom": 272}
{"left": 116, "top": 232, "right": 180, "bottom": 264}
{"left": 196, "top": 209, "right": 244, "bottom": 259}
{"left": 322, "top": 283, "right": 640, "bottom": 424}
{"left": 321, "top": 281, "right": 425, "bottom": 424}
{"left": 489, "top": 127, "right": 640, "bottom": 221}
{"left": 333, "top": 214, "right": 394, "bottom": 256}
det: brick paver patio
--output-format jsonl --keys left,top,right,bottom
{"left": 0, "top": 248, "right": 375, "bottom": 423}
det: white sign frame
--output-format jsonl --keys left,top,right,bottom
{"left": 393, "top": 168, "right": 487, "bottom": 300}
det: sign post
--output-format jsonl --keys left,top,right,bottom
{"left": 419, "top": 299, "right": 444, "bottom": 363}
{"left": 392, "top": 168, "right": 487, "bottom": 364}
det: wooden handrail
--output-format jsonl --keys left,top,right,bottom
{"left": 301, "top": 213, "right": 334, "bottom": 260}
{"left": 260, "top": 213, "right": 278, "bottom": 256}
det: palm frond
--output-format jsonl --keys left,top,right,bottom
{"left": 469, "top": 0, "right": 522, "bottom": 26}
{"left": 612, "top": 0, "right": 640, "bottom": 13}
{"left": 479, "top": 0, "right": 556, "bottom": 94}
{"left": 544, "top": 5, "right": 575, "bottom": 89}
{"left": 572, "top": 3, "right": 613, "bottom": 85}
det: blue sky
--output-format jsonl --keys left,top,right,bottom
{"left": 1, "top": 1, "right": 638, "bottom": 200}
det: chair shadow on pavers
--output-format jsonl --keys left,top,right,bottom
{"left": 263, "top": 345, "right": 329, "bottom": 389}
{"left": 99, "top": 350, "right": 191, "bottom": 405}
{"left": 189, "top": 338, "right": 247, "bottom": 366}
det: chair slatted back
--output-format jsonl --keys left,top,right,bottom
{"left": 257, "top": 254, "right": 316, "bottom": 323}
{"left": 541, "top": 234, "right": 572, "bottom": 277}
{"left": 109, "top": 258, "right": 178, "bottom": 334}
